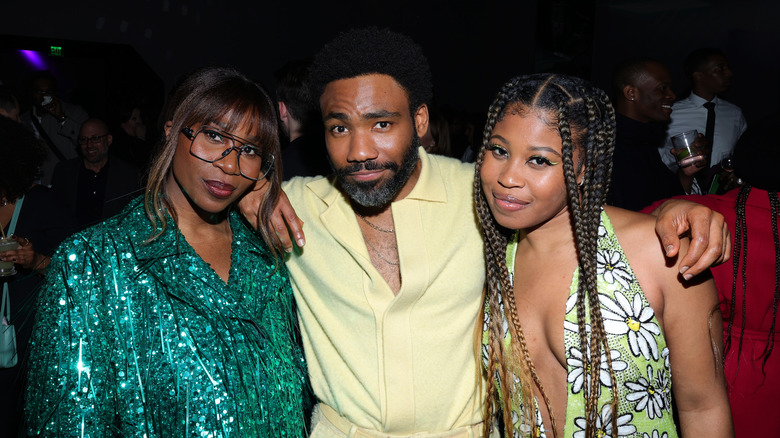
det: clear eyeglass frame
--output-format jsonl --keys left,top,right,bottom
{"left": 181, "top": 125, "right": 274, "bottom": 181}
{"left": 77, "top": 134, "right": 109, "bottom": 145}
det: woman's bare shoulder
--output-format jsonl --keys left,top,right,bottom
{"left": 603, "top": 205, "right": 658, "bottom": 243}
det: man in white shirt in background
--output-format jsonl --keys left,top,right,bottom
{"left": 659, "top": 48, "right": 747, "bottom": 193}
{"left": 20, "top": 70, "right": 89, "bottom": 187}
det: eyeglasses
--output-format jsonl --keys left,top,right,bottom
{"left": 181, "top": 125, "right": 274, "bottom": 181}
{"left": 77, "top": 134, "right": 109, "bottom": 145}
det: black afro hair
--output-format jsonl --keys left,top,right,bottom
{"left": 310, "top": 27, "right": 433, "bottom": 114}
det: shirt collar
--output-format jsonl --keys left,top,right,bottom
{"left": 689, "top": 92, "right": 721, "bottom": 106}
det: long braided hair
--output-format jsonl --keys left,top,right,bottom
{"left": 474, "top": 73, "right": 616, "bottom": 438}
{"left": 725, "top": 113, "right": 780, "bottom": 376}
{"left": 725, "top": 189, "right": 780, "bottom": 373}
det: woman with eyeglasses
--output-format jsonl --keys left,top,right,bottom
{"left": 24, "top": 66, "right": 311, "bottom": 437}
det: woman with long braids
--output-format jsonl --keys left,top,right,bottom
{"left": 643, "top": 113, "right": 780, "bottom": 437}
{"left": 476, "top": 73, "right": 733, "bottom": 438}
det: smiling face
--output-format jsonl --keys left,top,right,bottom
{"left": 320, "top": 73, "right": 425, "bottom": 208}
{"left": 628, "top": 61, "right": 676, "bottom": 123}
{"left": 166, "top": 115, "right": 257, "bottom": 217}
{"left": 480, "top": 110, "right": 578, "bottom": 231}
{"left": 78, "top": 119, "right": 111, "bottom": 167}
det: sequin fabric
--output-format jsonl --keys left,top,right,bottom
{"left": 25, "top": 197, "right": 311, "bottom": 437}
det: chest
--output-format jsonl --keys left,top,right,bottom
{"left": 512, "top": 254, "right": 577, "bottom": 369}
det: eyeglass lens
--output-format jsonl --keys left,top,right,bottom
{"left": 78, "top": 135, "right": 108, "bottom": 145}
{"left": 189, "top": 127, "right": 272, "bottom": 180}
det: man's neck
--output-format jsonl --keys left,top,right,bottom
{"left": 289, "top": 131, "right": 303, "bottom": 142}
{"left": 83, "top": 159, "right": 108, "bottom": 173}
{"left": 692, "top": 88, "right": 716, "bottom": 102}
{"left": 616, "top": 107, "right": 648, "bottom": 124}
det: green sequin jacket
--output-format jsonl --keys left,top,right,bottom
{"left": 25, "top": 197, "right": 311, "bottom": 437}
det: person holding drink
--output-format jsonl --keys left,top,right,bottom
{"left": 0, "top": 115, "right": 77, "bottom": 436}
{"left": 24, "top": 66, "right": 311, "bottom": 436}
{"left": 607, "top": 58, "right": 689, "bottom": 211}
{"left": 669, "top": 128, "right": 710, "bottom": 194}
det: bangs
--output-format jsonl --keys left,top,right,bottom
{"left": 175, "top": 79, "right": 278, "bottom": 151}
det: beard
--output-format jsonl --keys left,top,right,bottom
{"left": 333, "top": 132, "right": 421, "bottom": 208}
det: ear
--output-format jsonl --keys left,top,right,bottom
{"left": 106, "top": 134, "right": 113, "bottom": 147}
{"left": 277, "top": 101, "right": 289, "bottom": 121}
{"left": 622, "top": 85, "right": 636, "bottom": 102}
{"left": 692, "top": 71, "right": 704, "bottom": 83}
{"left": 413, "top": 104, "right": 430, "bottom": 139}
{"left": 164, "top": 121, "right": 173, "bottom": 138}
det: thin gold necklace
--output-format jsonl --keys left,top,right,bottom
{"left": 359, "top": 229, "right": 400, "bottom": 266}
{"left": 356, "top": 213, "right": 395, "bottom": 233}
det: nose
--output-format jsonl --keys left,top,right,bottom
{"left": 497, "top": 161, "right": 525, "bottom": 189}
{"left": 214, "top": 147, "right": 241, "bottom": 175}
{"left": 346, "top": 130, "right": 378, "bottom": 163}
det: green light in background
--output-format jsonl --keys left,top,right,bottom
{"left": 50, "top": 46, "right": 63, "bottom": 57}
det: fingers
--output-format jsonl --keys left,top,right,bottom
{"left": 276, "top": 191, "right": 305, "bottom": 248}
{"left": 0, "top": 250, "right": 27, "bottom": 266}
{"left": 281, "top": 207, "right": 305, "bottom": 249}
{"left": 237, "top": 184, "right": 265, "bottom": 230}
{"left": 678, "top": 210, "right": 725, "bottom": 279}
{"left": 654, "top": 211, "right": 683, "bottom": 258}
{"left": 270, "top": 211, "right": 294, "bottom": 253}
{"left": 2, "top": 236, "right": 37, "bottom": 269}
{"left": 653, "top": 199, "right": 725, "bottom": 279}
{"left": 718, "top": 217, "right": 731, "bottom": 265}
{"left": 12, "top": 235, "right": 31, "bottom": 247}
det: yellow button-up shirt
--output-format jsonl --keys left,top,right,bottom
{"left": 283, "top": 148, "right": 486, "bottom": 434}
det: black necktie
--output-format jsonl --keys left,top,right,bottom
{"left": 703, "top": 101, "right": 716, "bottom": 166}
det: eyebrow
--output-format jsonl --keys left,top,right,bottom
{"left": 489, "top": 134, "right": 563, "bottom": 157}
{"left": 529, "top": 146, "right": 563, "bottom": 158}
{"left": 323, "top": 112, "right": 348, "bottom": 122}
{"left": 323, "top": 110, "right": 402, "bottom": 123}
{"left": 206, "top": 121, "right": 261, "bottom": 145}
{"left": 208, "top": 120, "right": 229, "bottom": 130}
{"left": 363, "top": 110, "right": 401, "bottom": 120}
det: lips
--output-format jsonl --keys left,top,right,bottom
{"left": 204, "top": 180, "right": 236, "bottom": 199}
{"left": 349, "top": 169, "right": 385, "bottom": 182}
{"left": 492, "top": 192, "right": 529, "bottom": 212}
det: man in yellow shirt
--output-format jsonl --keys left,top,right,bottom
{"left": 242, "top": 28, "right": 728, "bottom": 437}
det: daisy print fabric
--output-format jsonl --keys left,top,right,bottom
{"left": 562, "top": 210, "right": 678, "bottom": 437}
{"left": 486, "top": 210, "right": 679, "bottom": 438}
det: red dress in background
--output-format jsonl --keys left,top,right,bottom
{"left": 643, "top": 188, "right": 780, "bottom": 437}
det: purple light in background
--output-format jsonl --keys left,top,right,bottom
{"left": 19, "top": 50, "right": 47, "bottom": 70}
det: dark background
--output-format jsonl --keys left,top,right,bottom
{"left": 1, "top": 0, "right": 778, "bottom": 130}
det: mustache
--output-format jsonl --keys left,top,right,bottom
{"left": 336, "top": 159, "right": 400, "bottom": 176}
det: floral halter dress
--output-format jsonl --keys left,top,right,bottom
{"left": 483, "top": 210, "right": 679, "bottom": 438}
